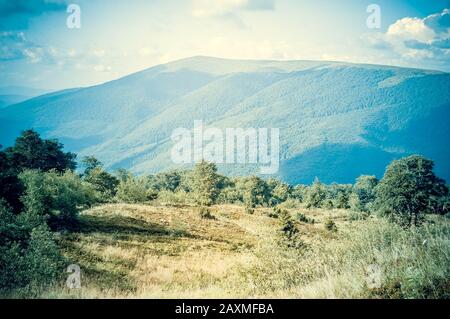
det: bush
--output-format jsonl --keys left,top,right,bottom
{"left": 0, "top": 202, "right": 64, "bottom": 293}
{"left": 296, "top": 212, "right": 315, "bottom": 224}
{"left": 157, "top": 190, "right": 190, "bottom": 205}
{"left": 84, "top": 167, "right": 119, "bottom": 202}
{"left": 241, "top": 176, "right": 270, "bottom": 208}
{"left": 198, "top": 207, "right": 215, "bottom": 220}
{"left": 268, "top": 207, "right": 282, "bottom": 219}
{"left": 305, "top": 178, "right": 326, "bottom": 208}
{"left": 19, "top": 170, "right": 95, "bottom": 229}
{"left": 279, "top": 209, "right": 303, "bottom": 249}
{"left": 348, "top": 210, "right": 369, "bottom": 221}
{"left": 324, "top": 218, "right": 337, "bottom": 232}
{"left": 244, "top": 205, "right": 254, "bottom": 214}
{"left": 116, "top": 176, "right": 157, "bottom": 203}
{"left": 352, "top": 175, "right": 378, "bottom": 212}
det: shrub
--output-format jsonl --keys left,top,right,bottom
{"left": 279, "top": 209, "right": 303, "bottom": 249}
{"left": 268, "top": 207, "right": 282, "bottom": 219}
{"left": 305, "top": 178, "right": 326, "bottom": 208}
{"left": 116, "top": 176, "right": 157, "bottom": 203}
{"left": 84, "top": 167, "right": 119, "bottom": 202}
{"left": 157, "top": 190, "right": 190, "bottom": 205}
{"left": 19, "top": 170, "right": 95, "bottom": 229}
{"left": 324, "top": 218, "right": 337, "bottom": 232}
{"left": 352, "top": 175, "right": 378, "bottom": 212}
{"left": 244, "top": 205, "right": 254, "bottom": 214}
{"left": 198, "top": 207, "right": 215, "bottom": 220}
{"left": 241, "top": 176, "right": 270, "bottom": 208}
{"left": 0, "top": 202, "right": 64, "bottom": 293}
{"left": 296, "top": 212, "right": 315, "bottom": 224}
{"left": 348, "top": 210, "right": 369, "bottom": 221}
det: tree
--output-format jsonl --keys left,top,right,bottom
{"left": 241, "top": 176, "right": 270, "bottom": 208}
{"left": 5, "top": 129, "right": 76, "bottom": 173}
{"left": 190, "top": 161, "right": 220, "bottom": 206}
{"left": 116, "top": 175, "right": 156, "bottom": 203}
{"left": 81, "top": 156, "right": 103, "bottom": 176}
{"left": 0, "top": 150, "right": 23, "bottom": 213}
{"left": 267, "top": 178, "right": 292, "bottom": 206}
{"left": 0, "top": 200, "right": 63, "bottom": 291}
{"left": 305, "top": 178, "right": 326, "bottom": 208}
{"left": 19, "top": 170, "right": 95, "bottom": 229}
{"left": 352, "top": 175, "right": 378, "bottom": 212}
{"left": 154, "top": 170, "right": 182, "bottom": 192}
{"left": 0, "top": 130, "right": 76, "bottom": 213}
{"left": 376, "top": 155, "right": 448, "bottom": 227}
{"left": 84, "top": 167, "right": 119, "bottom": 201}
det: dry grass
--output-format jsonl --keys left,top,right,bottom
{"left": 38, "top": 203, "right": 450, "bottom": 299}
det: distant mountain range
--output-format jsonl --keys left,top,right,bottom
{"left": 1, "top": 56, "right": 449, "bottom": 184}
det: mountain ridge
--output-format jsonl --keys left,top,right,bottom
{"left": 1, "top": 56, "right": 449, "bottom": 184}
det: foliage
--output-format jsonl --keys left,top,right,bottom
{"left": 352, "top": 175, "right": 378, "bottom": 212}
{"left": 305, "top": 178, "right": 326, "bottom": 208}
{"left": 296, "top": 212, "right": 315, "bottom": 224}
{"left": 375, "top": 155, "right": 448, "bottom": 227}
{"left": 19, "top": 170, "right": 95, "bottom": 229}
{"left": 324, "top": 218, "right": 337, "bottom": 232}
{"left": 198, "top": 207, "right": 215, "bottom": 220}
{"left": 190, "top": 161, "right": 220, "bottom": 206}
{"left": 268, "top": 179, "right": 292, "bottom": 206}
{"left": 81, "top": 156, "right": 103, "bottom": 176}
{"left": 0, "top": 201, "right": 64, "bottom": 293}
{"left": 241, "top": 176, "right": 270, "bottom": 208}
{"left": 0, "top": 130, "right": 76, "bottom": 213}
{"left": 116, "top": 175, "right": 157, "bottom": 204}
{"left": 278, "top": 209, "right": 303, "bottom": 249}
{"left": 84, "top": 167, "right": 119, "bottom": 202}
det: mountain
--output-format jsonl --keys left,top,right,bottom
{"left": 0, "top": 86, "right": 51, "bottom": 108}
{"left": 1, "top": 56, "right": 449, "bottom": 184}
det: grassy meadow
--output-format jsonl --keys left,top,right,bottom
{"left": 36, "top": 202, "right": 449, "bottom": 299}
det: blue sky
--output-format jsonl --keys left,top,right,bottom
{"left": 1, "top": 0, "right": 449, "bottom": 90}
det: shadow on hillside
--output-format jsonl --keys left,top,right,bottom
{"left": 61, "top": 239, "right": 137, "bottom": 292}
{"left": 77, "top": 215, "right": 191, "bottom": 238}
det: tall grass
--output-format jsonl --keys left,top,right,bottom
{"left": 244, "top": 216, "right": 450, "bottom": 298}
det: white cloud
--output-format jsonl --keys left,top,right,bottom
{"left": 365, "top": 9, "right": 450, "bottom": 70}
{"left": 386, "top": 17, "right": 435, "bottom": 43}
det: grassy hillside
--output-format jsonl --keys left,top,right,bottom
{"left": 31, "top": 203, "right": 450, "bottom": 299}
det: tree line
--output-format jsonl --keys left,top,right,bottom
{"left": 1, "top": 129, "right": 449, "bottom": 293}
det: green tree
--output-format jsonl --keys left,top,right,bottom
{"left": 0, "top": 200, "right": 63, "bottom": 291}
{"left": 190, "top": 161, "right": 220, "bottom": 206}
{"left": 19, "top": 170, "right": 95, "bottom": 229}
{"left": 81, "top": 156, "right": 103, "bottom": 176}
{"left": 5, "top": 129, "right": 76, "bottom": 173}
{"left": 352, "top": 175, "right": 378, "bottom": 212}
{"left": 116, "top": 175, "right": 156, "bottom": 203}
{"left": 267, "top": 178, "right": 292, "bottom": 206}
{"left": 242, "top": 176, "right": 270, "bottom": 208}
{"left": 0, "top": 130, "right": 76, "bottom": 213}
{"left": 84, "top": 167, "right": 119, "bottom": 201}
{"left": 305, "top": 178, "right": 326, "bottom": 208}
{"left": 376, "top": 155, "right": 448, "bottom": 227}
